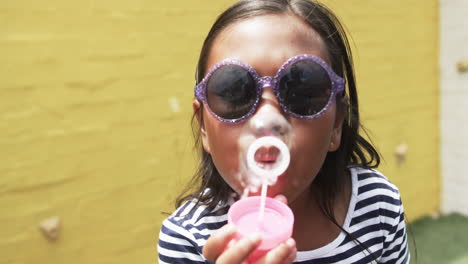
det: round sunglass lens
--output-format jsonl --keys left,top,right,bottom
{"left": 279, "top": 60, "right": 332, "bottom": 117}
{"left": 206, "top": 65, "right": 257, "bottom": 120}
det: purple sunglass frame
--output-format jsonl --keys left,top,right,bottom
{"left": 194, "top": 54, "right": 345, "bottom": 124}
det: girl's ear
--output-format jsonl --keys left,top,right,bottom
{"left": 329, "top": 101, "right": 346, "bottom": 152}
{"left": 193, "top": 100, "right": 211, "bottom": 154}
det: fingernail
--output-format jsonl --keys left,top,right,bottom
{"left": 286, "top": 238, "right": 295, "bottom": 247}
{"left": 225, "top": 224, "right": 236, "bottom": 234}
{"left": 248, "top": 233, "right": 261, "bottom": 243}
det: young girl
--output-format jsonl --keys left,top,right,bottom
{"left": 158, "top": 0, "right": 410, "bottom": 263}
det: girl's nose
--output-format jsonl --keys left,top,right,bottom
{"left": 248, "top": 88, "right": 290, "bottom": 137}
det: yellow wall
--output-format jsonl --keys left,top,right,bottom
{"left": 0, "top": 0, "right": 438, "bottom": 263}
{"left": 322, "top": 0, "right": 440, "bottom": 221}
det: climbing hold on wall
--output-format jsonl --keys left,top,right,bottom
{"left": 457, "top": 59, "right": 468, "bottom": 73}
{"left": 38, "top": 216, "right": 61, "bottom": 241}
{"left": 394, "top": 143, "right": 408, "bottom": 167}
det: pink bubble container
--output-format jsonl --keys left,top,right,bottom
{"left": 227, "top": 196, "right": 294, "bottom": 263}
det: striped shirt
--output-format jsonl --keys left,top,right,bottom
{"left": 158, "top": 167, "right": 410, "bottom": 263}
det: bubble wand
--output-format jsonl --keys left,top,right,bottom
{"left": 246, "top": 136, "right": 290, "bottom": 221}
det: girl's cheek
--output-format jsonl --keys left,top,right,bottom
{"left": 207, "top": 126, "right": 247, "bottom": 194}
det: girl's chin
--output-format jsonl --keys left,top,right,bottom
{"left": 246, "top": 175, "right": 289, "bottom": 195}
{"left": 245, "top": 186, "right": 285, "bottom": 198}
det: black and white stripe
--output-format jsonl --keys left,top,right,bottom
{"left": 158, "top": 167, "right": 410, "bottom": 263}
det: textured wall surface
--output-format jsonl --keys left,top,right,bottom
{"left": 322, "top": 0, "right": 440, "bottom": 221}
{"left": 0, "top": 1, "right": 234, "bottom": 263}
{"left": 0, "top": 0, "right": 438, "bottom": 263}
{"left": 440, "top": 0, "right": 468, "bottom": 215}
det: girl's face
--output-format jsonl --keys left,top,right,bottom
{"left": 194, "top": 14, "right": 344, "bottom": 204}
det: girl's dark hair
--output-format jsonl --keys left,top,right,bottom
{"left": 177, "top": 0, "right": 380, "bottom": 255}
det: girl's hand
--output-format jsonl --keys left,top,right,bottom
{"left": 202, "top": 195, "right": 297, "bottom": 264}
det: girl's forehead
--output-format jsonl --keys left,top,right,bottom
{"left": 207, "top": 13, "right": 331, "bottom": 73}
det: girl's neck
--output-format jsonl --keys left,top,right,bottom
{"left": 289, "top": 175, "right": 351, "bottom": 251}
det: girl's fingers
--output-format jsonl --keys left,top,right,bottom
{"left": 202, "top": 224, "right": 237, "bottom": 261}
{"left": 256, "top": 238, "right": 296, "bottom": 264}
{"left": 273, "top": 194, "right": 288, "bottom": 205}
{"left": 216, "top": 233, "right": 262, "bottom": 264}
{"left": 283, "top": 240, "right": 297, "bottom": 264}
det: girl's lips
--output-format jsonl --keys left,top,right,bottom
{"left": 254, "top": 146, "right": 280, "bottom": 169}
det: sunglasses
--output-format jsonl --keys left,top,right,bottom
{"left": 195, "top": 54, "right": 345, "bottom": 123}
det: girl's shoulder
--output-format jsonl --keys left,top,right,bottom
{"left": 349, "top": 166, "right": 401, "bottom": 196}
{"left": 347, "top": 166, "right": 404, "bottom": 223}
{"left": 158, "top": 194, "right": 232, "bottom": 258}
{"left": 162, "top": 192, "right": 233, "bottom": 236}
